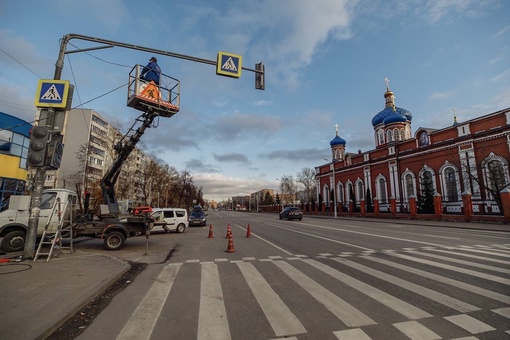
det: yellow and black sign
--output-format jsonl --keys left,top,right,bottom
{"left": 216, "top": 51, "right": 242, "bottom": 78}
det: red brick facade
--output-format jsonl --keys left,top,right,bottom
{"left": 316, "top": 103, "right": 510, "bottom": 223}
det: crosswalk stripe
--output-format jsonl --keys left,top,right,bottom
{"left": 333, "top": 328, "right": 372, "bottom": 339}
{"left": 117, "top": 263, "right": 181, "bottom": 340}
{"left": 406, "top": 250, "right": 510, "bottom": 274}
{"left": 393, "top": 320, "right": 441, "bottom": 340}
{"left": 428, "top": 248, "right": 510, "bottom": 265}
{"left": 236, "top": 262, "right": 306, "bottom": 337}
{"left": 452, "top": 247, "right": 510, "bottom": 258}
{"left": 198, "top": 263, "right": 231, "bottom": 340}
{"left": 492, "top": 307, "right": 510, "bottom": 319}
{"left": 272, "top": 260, "right": 376, "bottom": 327}
{"left": 302, "top": 258, "right": 432, "bottom": 319}
{"left": 390, "top": 253, "right": 510, "bottom": 285}
{"left": 332, "top": 257, "right": 480, "bottom": 313}
{"left": 363, "top": 255, "right": 510, "bottom": 304}
{"left": 444, "top": 314, "right": 496, "bottom": 334}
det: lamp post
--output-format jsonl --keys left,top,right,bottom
{"left": 325, "top": 158, "right": 338, "bottom": 218}
{"left": 276, "top": 178, "right": 284, "bottom": 209}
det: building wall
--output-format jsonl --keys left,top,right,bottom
{"left": 317, "top": 108, "right": 510, "bottom": 215}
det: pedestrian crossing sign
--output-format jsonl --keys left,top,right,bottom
{"left": 216, "top": 51, "right": 242, "bottom": 78}
{"left": 34, "top": 79, "right": 70, "bottom": 108}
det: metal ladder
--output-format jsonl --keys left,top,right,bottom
{"left": 33, "top": 198, "right": 75, "bottom": 262}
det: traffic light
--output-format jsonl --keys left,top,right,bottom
{"left": 46, "top": 134, "right": 64, "bottom": 169}
{"left": 27, "top": 126, "right": 50, "bottom": 167}
{"left": 255, "top": 62, "right": 265, "bottom": 90}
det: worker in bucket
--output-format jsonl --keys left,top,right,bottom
{"left": 141, "top": 57, "right": 161, "bottom": 85}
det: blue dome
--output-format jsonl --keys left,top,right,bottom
{"left": 330, "top": 135, "right": 346, "bottom": 146}
{"left": 372, "top": 106, "right": 412, "bottom": 127}
{"left": 383, "top": 113, "right": 408, "bottom": 125}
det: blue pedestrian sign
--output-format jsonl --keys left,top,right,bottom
{"left": 34, "top": 79, "right": 70, "bottom": 108}
{"left": 216, "top": 51, "right": 242, "bottom": 78}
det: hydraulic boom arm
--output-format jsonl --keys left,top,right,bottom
{"left": 101, "top": 111, "right": 158, "bottom": 216}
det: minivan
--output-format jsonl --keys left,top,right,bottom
{"left": 150, "top": 208, "right": 188, "bottom": 233}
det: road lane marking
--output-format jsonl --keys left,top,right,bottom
{"left": 427, "top": 248, "right": 510, "bottom": 265}
{"left": 390, "top": 253, "right": 510, "bottom": 285}
{"left": 302, "top": 258, "right": 432, "bottom": 319}
{"left": 444, "top": 314, "right": 496, "bottom": 334}
{"left": 272, "top": 260, "right": 376, "bottom": 327}
{"left": 363, "top": 256, "right": 510, "bottom": 304}
{"left": 406, "top": 250, "right": 510, "bottom": 274}
{"left": 333, "top": 328, "right": 372, "bottom": 339}
{"left": 117, "top": 263, "right": 181, "bottom": 340}
{"left": 393, "top": 320, "right": 441, "bottom": 340}
{"left": 332, "top": 257, "right": 480, "bottom": 313}
{"left": 198, "top": 263, "right": 231, "bottom": 340}
{"left": 237, "top": 262, "right": 306, "bottom": 337}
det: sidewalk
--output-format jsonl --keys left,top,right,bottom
{"left": 0, "top": 231, "right": 181, "bottom": 340}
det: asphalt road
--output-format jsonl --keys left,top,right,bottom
{"left": 72, "top": 211, "right": 510, "bottom": 339}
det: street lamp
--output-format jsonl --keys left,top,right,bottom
{"left": 325, "top": 158, "right": 338, "bottom": 218}
{"left": 276, "top": 178, "right": 284, "bottom": 208}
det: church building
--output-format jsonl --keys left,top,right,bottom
{"left": 316, "top": 81, "right": 510, "bottom": 219}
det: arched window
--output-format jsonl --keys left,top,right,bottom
{"left": 323, "top": 185, "right": 330, "bottom": 204}
{"left": 422, "top": 170, "right": 434, "bottom": 192}
{"left": 376, "top": 176, "right": 388, "bottom": 204}
{"left": 393, "top": 128, "right": 399, "bottom": 141}
{"left": 404, "top": 173, "right": 415, "bottom": 198}
{"left": 443, "top": 167, "right": 459, "bottom": 201}
{"left": 400, "top": 128, "right": 405, "bottom": 140}
{"left": 347, "top": 182, "right": 353, "bottom": 202}
{"left": 486, "top": 159, "right": 508, "bottom": 196}
{"left": 386, "top": 130, "right": 392, "bottom": 142}
{"left": 337, "top": 183, "right": 344, "bottom": 203}
{"left": 379, "top": 130, "right": 385, "bottom": 145}
{"left": 356, "top": 180, "right": 364, "bottom": 203}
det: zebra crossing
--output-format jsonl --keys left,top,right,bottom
{"left": 116, "top": 243, "right": 510, "bottom": 340}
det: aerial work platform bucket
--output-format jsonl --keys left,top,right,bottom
{"left": 127, "top": 64, "right": 180, "bottom": 117}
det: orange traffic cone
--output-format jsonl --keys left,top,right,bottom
{"left": 226, "top": 224, "right": 231, "bottom": 238}
{"left": 246, "top": 224, "right": 252, "bottom": 238}
{"left": 208, "top": 224, "right": 214, "bottom": 238}
{"left": 226, "top": 233, "right": 236, "bottom": 253}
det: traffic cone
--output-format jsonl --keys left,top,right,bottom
{"left": 246, "top": 224, "right": 252, "bottom": 238}
{"left": 226, "top": 224, "right": 231, "bottom": 238}
{"left": 208, "top": 224, "right": 214, "bottom": 238}
{"left": 226, "top": 233, "right": 236, "bottom": 253}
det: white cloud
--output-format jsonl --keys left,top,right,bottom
{"left": 430, "top": 91, "right": 455, "bottom": 100}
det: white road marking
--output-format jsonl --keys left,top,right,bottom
{"left": 393, "top": 320, "right": 441, "bottom": 340}
{"left": 333, "top": 257, "right": 479, "bottom": 313}
{"left": 237, "top": 262, "right": 306, "bottom": 337}
{"left": 116, "top": 263, "right": 181, "bottom": 340}
{"left": 364, "top": 256, "right": 510, "bottom": 304}
{"left": 303, "top": 259, "right": 432, "bottom": 319}
{"left": 197, "top": 263, "right": 231, "bottom": 340}
{"left": 333, "top": 328, "right": 372, "bottom": 339}
{"left": 390, "top": 253, "right": 510, "bottom": 285}
{"left": 272, "top": 260, "right": 376, "bottom": 327}
{"left": 444, "top": 314, "right": 496, "bottom": 334}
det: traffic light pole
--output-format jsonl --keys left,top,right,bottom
{"left": 24, "top": 33, "right": 265, "bottom": 258}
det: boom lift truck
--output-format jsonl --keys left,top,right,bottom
{"left": 74, "top": 66, "right": 181, "bottom": 250}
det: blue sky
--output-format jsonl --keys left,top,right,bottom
{"left": 1, "top": 0, "right": 509, "bottom": 202}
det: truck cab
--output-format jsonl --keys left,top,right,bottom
{"left": 0, "top": 189, "right": 78, "bottom": 252}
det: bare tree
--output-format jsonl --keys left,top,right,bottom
{"left": 281, "top": 175, "right": 297, "bottom": 205}
{"left": 297, "top": 167, "right": 316, "bottom": 204}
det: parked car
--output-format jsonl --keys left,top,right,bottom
{"left": 189, "top": 208, "right": 207, "bottom": 227}
{"left": 279, "top": 207, "right": 303, "bottom": 221}
{"left": 150, "top": 208, "right": 188, "bottom": 233}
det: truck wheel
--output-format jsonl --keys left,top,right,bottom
{"left": 104, "top": 231, "right": 125, "bottom": 251}
{"left": 1, "top": 230, "right": 26, "bottom": 252}
{"left": 176, "top": 223, "right": 185, "bottom": 233}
